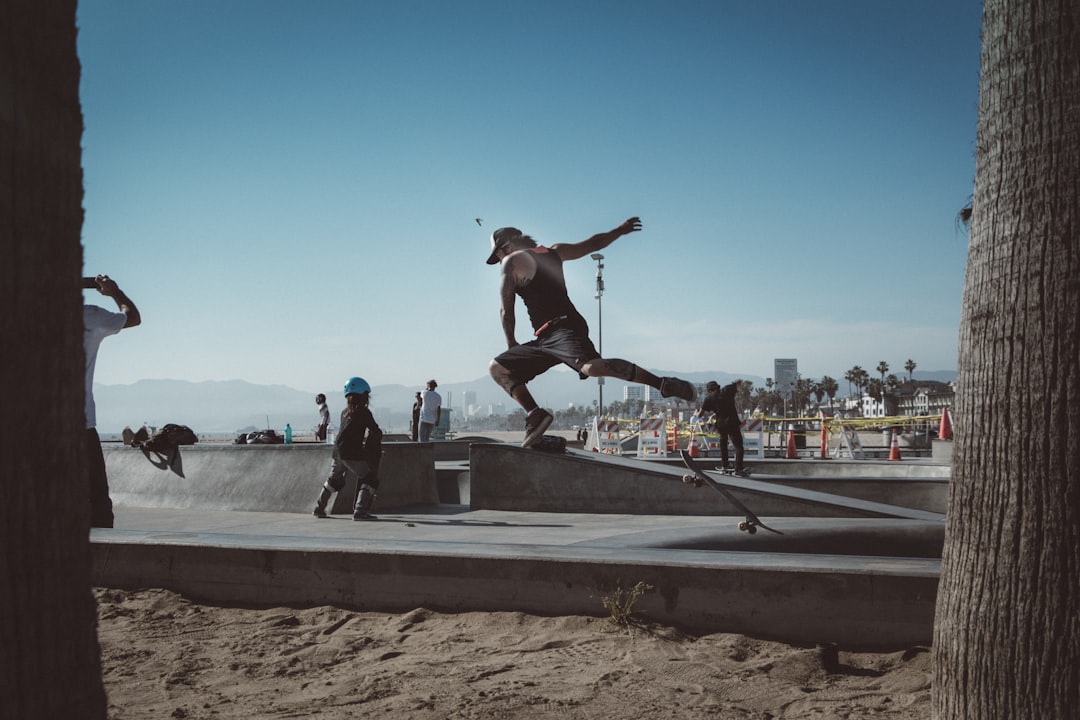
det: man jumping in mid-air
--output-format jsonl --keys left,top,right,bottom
{"left": 486, "top": 217, "right": 696, "bottom": 447}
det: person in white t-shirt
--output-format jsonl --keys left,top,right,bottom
{"left": 418, "top": 379, "right": 441, "bottom": 442}
{"left": 83, "top": 275, "right": 141, "bottom": 528}
{"left": 315, "top": 394, "right": 330, "bottom": 442}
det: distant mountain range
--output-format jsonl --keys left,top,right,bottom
{"left": 93, "top": 369, "right": 956, "bottom": 436}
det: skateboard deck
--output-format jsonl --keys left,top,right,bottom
{"left": 680, "top": 450, "right": 782, "bottom": 535}
{"left": 532, "top": 435, "right": 567, "bottom": 453}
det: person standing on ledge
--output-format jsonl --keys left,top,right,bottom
{"left": 314, "top": 393, "right": 330, "bottom": 442}
{"left": 697, "top": 380, "right": 747, "bottom": 475}
{"left": 418, "top": 380, "right": 441, "bottom": 442}
{"left": 485, "top": 217, "right": 696, "bottom": 448}
{"left": 410, "top": 391, "right": 422, "bottom": 442}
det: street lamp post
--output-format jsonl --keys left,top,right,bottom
{"left": 591, "top": 253, "right": 605, "bottom": 415}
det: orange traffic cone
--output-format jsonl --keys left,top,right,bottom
{"left": 786, "top": 429, "right": 798, "bottom": 459}
{"left": 938, "top": 407, "right": 953, "bottom": 440}
{"left": 888, "top": 429, "right": 902, "bottom": 461}
{"left": 688, "top": 432, "right": 701, "bottom": 458}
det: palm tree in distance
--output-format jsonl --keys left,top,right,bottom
{"left": 877, "top": 361, "right": 890, "bottom": 388}
{"left": 820, "top": 375, "right": 839, "bottom": 409}
{"left": 904, "top": 358, "right": 917, "bottom": 382}
{"left": 844, "top": 366, "right": 861, "bottom": 398}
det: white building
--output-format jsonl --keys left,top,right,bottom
{"left": 623, "top": 385, "right": 662, "bottom": 402}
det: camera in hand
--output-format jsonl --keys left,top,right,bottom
{"left": 82, "top": 277, "right": 98, "bottom": 288}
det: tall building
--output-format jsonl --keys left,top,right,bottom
{"left": 774, "top": 358, "right": 798, "bottom": 401}
{"left": 623, "top": 385, "right": 662, "bottom": 402}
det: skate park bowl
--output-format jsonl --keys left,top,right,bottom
{"left": 91, "top": 438, "right": 948, "bottom": 648}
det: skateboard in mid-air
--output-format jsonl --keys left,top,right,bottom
{"left": 680, "top": 450, "right": 782, "bottom": 535}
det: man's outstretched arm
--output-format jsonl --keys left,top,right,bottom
{"left": 552, "top": 217, "right": 641, "bottom": 262}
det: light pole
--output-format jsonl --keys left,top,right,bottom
{"left": 591, "top": 253, "right": 605, "bottom": 415}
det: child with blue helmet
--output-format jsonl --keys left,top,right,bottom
{"left": 313, "top": 376, "right": 383, "bottom": 520}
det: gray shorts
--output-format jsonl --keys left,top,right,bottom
{"left": 493, "top": 322, "right": 600, "bottom": 389}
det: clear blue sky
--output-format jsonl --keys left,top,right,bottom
{"left": 77, "top": 1, "right": 980, "bottom": 397}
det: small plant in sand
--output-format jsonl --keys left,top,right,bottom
{"left": 600, "top": 580, "right": 654, "bottom": 628}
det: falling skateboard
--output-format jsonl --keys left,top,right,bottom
{"left": 680, "top": 450, "right": 782, "bottom": 535}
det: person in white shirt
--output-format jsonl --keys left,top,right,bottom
{"left": 83, "top": 275, "right": 141, "bottom": 528}
{"left": 418, "top": 380, "right": 441, "bottom": 442}
{"left": 315, "top": 394, "right": 330, "bottom": 442}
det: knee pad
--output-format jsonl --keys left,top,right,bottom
{"left": 325, "top": 477, "right": 344, "bottom": 493}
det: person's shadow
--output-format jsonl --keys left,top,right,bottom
{"left": 139, "top": 445, "right": 185, "bottom": 477}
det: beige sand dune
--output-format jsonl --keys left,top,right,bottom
{"left": 97, "top": 588, "right": 931, "bottom": 719}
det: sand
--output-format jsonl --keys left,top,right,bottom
{"left": 97, "top": 588, "right": 931, "bottom": 719}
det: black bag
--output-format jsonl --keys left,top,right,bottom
{"left": 140, "top": 423, "right": 198, "bottom": 453}
{"left": 242, "top": 429, "right": 283, "bottom": 445}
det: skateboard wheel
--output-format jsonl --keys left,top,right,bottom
{"left": 747, "top": 525, "right": 758, "bottom": 535}
{"left": 682, "top": 474, "right": 694, "bottom": 485}
{"left": 738, "top": 521, "right": 749, "bottom": 532}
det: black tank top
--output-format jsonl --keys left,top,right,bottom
{"left": 517, "top": 247, "right": 586, "bottom": 332}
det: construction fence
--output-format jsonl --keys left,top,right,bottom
{"left": 590, "top": 409, "right": 953, "bottom": 460}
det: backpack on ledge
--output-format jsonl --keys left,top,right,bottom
{"left": 137, "top": 423, "right": 198, "bottom": 454}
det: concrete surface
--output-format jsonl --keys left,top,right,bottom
{"left": 91, "top": 507, "right": 939, "bottom": 649}
{"left": 469, "top": 444, "right": 946, "bottom": 520}
{"left": 91, "top": 439, "right": 951, "bottom": 649}
{"left": 104, "top": 441, "right": 437, "bottom": 515}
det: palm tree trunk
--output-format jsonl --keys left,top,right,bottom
{"left": 932, "top": 1, "right": 1080, "bottom": 718}
{"left": 0, "top": 1, "right": 108, "bottom": 717}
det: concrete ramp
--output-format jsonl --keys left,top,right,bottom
{"left": 104, "top": 442, "right": 438, "bottom": 514}
{"left": 469, "top": 443, "right": 944, "bottom": 521}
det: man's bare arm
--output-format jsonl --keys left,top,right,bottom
{"left": 96, "top": 275, "right": 141, "bottom": 328}
{"left": 499, "top": 268, "right": 519, "bottom": 348}
{"left": 551, "top": 217, "right": 642, "bottom": 262}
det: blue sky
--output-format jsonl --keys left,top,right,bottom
{"left": 77, "top": 1, "right": 980, "bottom": 399}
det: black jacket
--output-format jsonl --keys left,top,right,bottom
{"left": 701, "top": 382, "right": 741, "bottom": 432}
{"left": 334, "top": 405, "right": 383, "bottom": 464}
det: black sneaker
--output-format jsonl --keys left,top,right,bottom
{"left": 660, "top": 377, "right": 696, "bottom": 402}
{"left": 522, "top": 408, "right": 553, "bottom": 448}
{"left": 313, "top": 507, "right": 328, "bottom": 519}
{"left": 353, "top": 511, "right": 377, "bottom": 521}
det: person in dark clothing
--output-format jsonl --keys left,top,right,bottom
{"left": 312, "top": 376, "right": 383, "bottom": 520}
{"left": 486, "top": 218, "right": 697, "bottom": 447}
{"left": 410, "top": 391, "right": 422, "bottom": 441}
{"left": 697, "top": 380, "right": 746, "bottom": 475}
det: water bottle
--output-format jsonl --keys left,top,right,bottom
{"left": 284, "top": 423, "right": 293, "bottom": 444}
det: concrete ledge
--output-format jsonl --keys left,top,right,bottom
{"left": 469, "top": 444, "right": 945, "bottom": 520}
{"left": 90, "top": 526, "right": 938, "bottom": 649}
{"left": 104, "top": 442, "right": 438, "bottom": 514}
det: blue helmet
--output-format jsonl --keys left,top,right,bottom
{"left": 344, "top": 376, "right": 371, "bottom": 396}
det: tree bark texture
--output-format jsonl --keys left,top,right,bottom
{"left": 0, "top": 0, "right": 108, "bottom": 717}
{"left": 933, "top": 1, "right": 1079, "bottom": 718}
